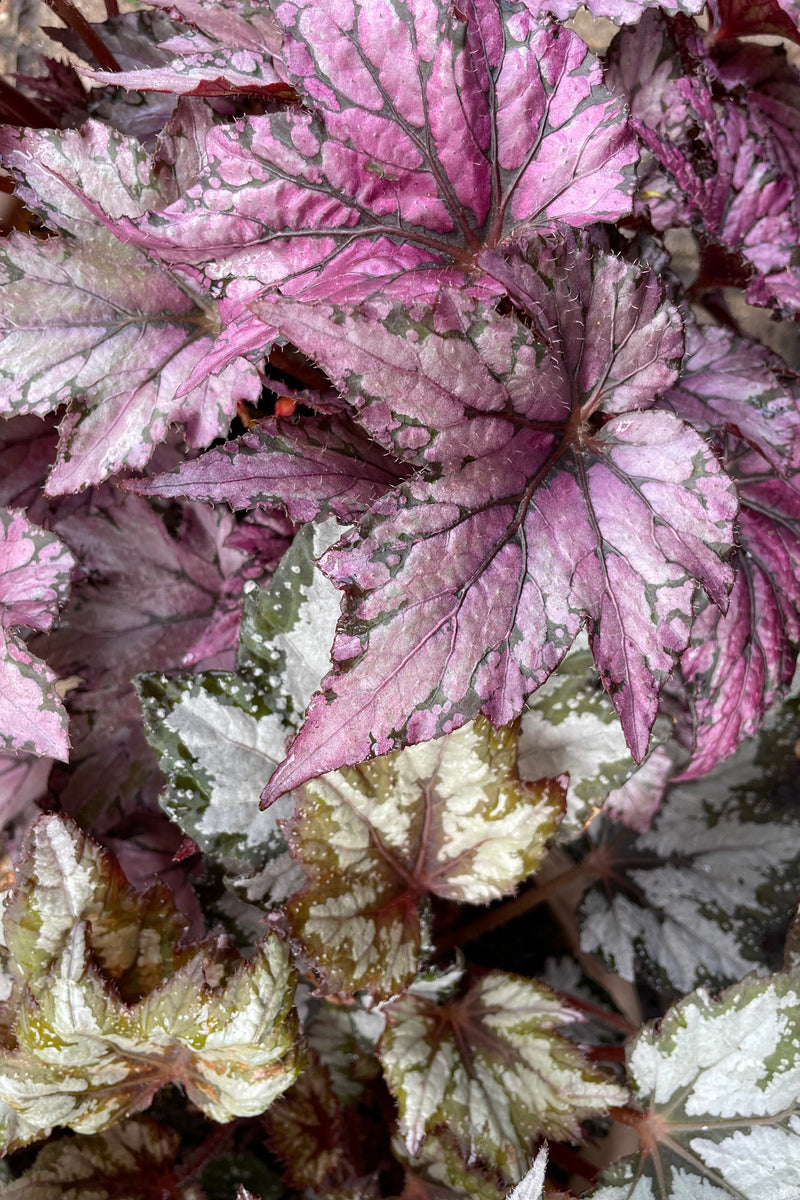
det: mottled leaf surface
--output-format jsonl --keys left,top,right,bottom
{"left": 0, "top": 121, "right": 179, "bottom": 233}
{"left": 579, "top": 696, "right": 800, "bottom": 992}
{"left": 379, "top": 972, "right": 626, "bottom": 1184}
{"left": 119, "top": 0, "right": 635, "bottom": 308}
{"left": 137, "top": 672, "right": 297, "bottom": 877}
{"left": 589, "top": 971, "right": 800, "bottom": 1199}
{"left": 0, "top": 815, "right": 300, "bottom": 1151}
{"left": 259, "top": 240, "right": 736, "bottom": 803}
{"left": 0, "top": 508, "right": 75, "bottom": 759}
{"left": 81, "top": 30, "right": 285, "bottom": 99}
{"left": 131, "top": 413, "right": 406, "bottom": 523}
{"left": 660, "top": 321, "right": 800, "bottom": 475}
{"left": 0, "top": 1116, "right": 180, "bottom": 1200}
{"left": 136, "top": 519, "right": 339, "bottom": 893}
{"left": 284, "top": 718, "right": 564, "bottom": 998}
{"left": 0, "top": 227, "right": 259, "bottom": 493}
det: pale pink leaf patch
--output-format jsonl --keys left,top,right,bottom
{"left": 0, "top": 508, "right": 75, "bottom": 760}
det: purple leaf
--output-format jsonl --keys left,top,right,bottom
{"left": 141, "top": 0, "right": 283, "bottom": 57}
{"left": 127, "top": 414, "right": 407, "bottom": 522}
{"left": 80, "top": 32, "right": 288, "bottom": 99}
{"left": 659, "top": 321, "right": 800, "bottom": 474}
{"left": 676, "top": 450, "right": 800, "bottom": 779}
{"left": 0, "top": 227, "right": 260, "bottom": 493}
{"left": 257, "top": 239, "right": 737, "bottom": 804}
{"left": 609, "top": 15, "right": 800, "bottom": 312}
{"left": 0, "top": 121, "right": 180, "bottom": 232}
{"left": 114, "top": 2, "right": 635, "bottom": 310}
{"left": 520, "top": 0, "right": 703, "bottom": 22}
{"left": 0, "top": 508, "right": 75, "bottom": 760}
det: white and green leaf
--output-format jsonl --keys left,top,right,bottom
{"left": 285, "top": 719, "right": 564, "bottom": 998}
{"left": 379, "top": 972, "right": 627, "bottom": 1186}
{"left": 589, "top": 971, "right": 800, "bottom": 1199}
{"left": 0, "top": 815, "right": 300, "bottom": 1151}
{"left": 579, "top": 697, "right": 800, "bottom": 992}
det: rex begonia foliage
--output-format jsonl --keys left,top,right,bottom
{"left": 3, "top": 0, "right": 800, "bottom": 1197}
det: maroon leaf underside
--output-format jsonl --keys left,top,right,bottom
{"left": 707, "top": 0, "right": 800, "bottom": 44}
{"left": 108, "top": 1, "right": 636, "bottom": 346}
{"left": 127, "top": 413, "right": 409, "bottom": 523}
{"left": 258, "top": 242, "right": 737, "bottom": 805}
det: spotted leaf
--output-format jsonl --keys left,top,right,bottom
{"left": 0, "top": 508, "right": 75, "bottom": 760}
{"left": 0, "top": 228, "right": 259, "bottom": 493}
{"left": 579, "top": 695, "right": 800, "bottom": 992}
{"left": 115, "top": 1, "right": 636, "bottom": 313}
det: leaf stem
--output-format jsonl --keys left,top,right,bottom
{"left": 436, "top": 860, "right": 599, "bottom": 953}
{"left": 43, "top": 0, "right": 122, "bottom": 72}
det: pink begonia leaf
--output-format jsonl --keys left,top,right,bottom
{"left": 0, "top": 227, "right": 260, "bottom": 494}
{"left": 127, "top": 414, "right": 408, "bottom": 523}
{"left": 676, "top": 450, "right": 800, "bottom": 780}
{"left": 114, "top": 1, "right": 635, "bottom": 308}
{"left": 0, "top": 121, "right": 180, "bottom": 233}
{"left": 141, "top": 0, "right": 282, "bottom": 57}
{"left": 609, "top": 16, "right": 800, "bottom": 311}
{"left": 0, "top": 509, "right": 76, "bottom": 760}
{"left": 80, "top": 36, "right": 289, "bottom": 99}
{"left": 519, "top": 0, "right": 702, "bottom": 23}
{"left": 257, "top": 241, "right": 738, "bottom": 805}
{"left": 659, "top": 321, "right": 800, "bottom": 475}
{"left": 707, "top": 0, "right": 800, "bottom": 44}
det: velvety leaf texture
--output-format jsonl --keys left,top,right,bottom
{"left": 589, "top": 971, "right": 800, "bottom": 1199}
{"left": 115, "top": 1, "right": 636, "bottom": 313}
{"left": 379, "top": 972, "right": 626, "bottom": 1184}
{"left": 259, "top": 238, "right": 736, "bottom": 804}
{"left": 579, "top": 695, "right": 800, "bottom": 993}
{"left": 0, "top": 815, "right": 301, "bottom": 1151}
{"left": 0, "top": 227, "right": 259, "bottom": 493}
{"left": 0, "top": 508, "right": 75, "bottom": 759}
{"left": 283, "top": 717, "right": 564, "bottom": 998}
